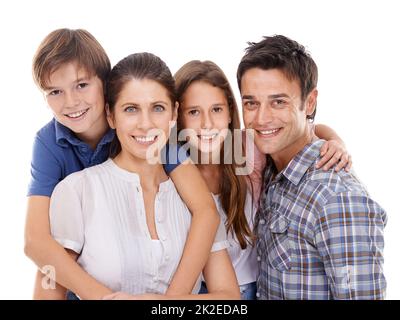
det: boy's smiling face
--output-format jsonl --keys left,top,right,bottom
{"left": 43, "top": 61, "right": 107, "bottom": 138}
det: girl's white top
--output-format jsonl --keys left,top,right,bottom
{"left": 50, "top": 158, "right": 228, "bottom": 295}
{"left": 212, "top": 193, "right": 258, "bottom": 286}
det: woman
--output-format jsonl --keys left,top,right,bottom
{"left": 48, "top": 53, "right": 240, "bottom": 299}
{"left": 173, "top": 60, "right": 351, "bottom": 300}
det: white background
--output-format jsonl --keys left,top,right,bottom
{"left": 0, "top": 0, "right": 398, "bottom": 299}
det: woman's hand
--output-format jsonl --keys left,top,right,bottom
{"left": 316, "top": 140, "right": 352, "bottom": 172}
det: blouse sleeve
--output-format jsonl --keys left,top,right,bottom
{"left": 49, "top": 176, "right": 85, "bottom": 254}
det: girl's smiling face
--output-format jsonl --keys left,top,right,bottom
{"left": 180, "top": 81, "right": 231, "bottom": 155}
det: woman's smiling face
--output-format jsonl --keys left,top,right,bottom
{"left": 108, "top": 78, "right": 177, "bottom": 162}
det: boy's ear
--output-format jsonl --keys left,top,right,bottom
{"left": 106, "top": 103, "right": 115, "bottom": 129}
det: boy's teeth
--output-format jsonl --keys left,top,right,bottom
{"left": 66, "top": 109, "right": 88, "bottom": 118}
{"left": 134, "top": 136, "right": 157, "bottom": 143}
{"left": 260, "top": 128, "right": 280, "bottom": 135}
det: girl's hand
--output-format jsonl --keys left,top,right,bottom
{"left": 316, "top": 140, "right": 352, "bottom": 172}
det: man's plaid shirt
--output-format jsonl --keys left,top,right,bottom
{"left": 256, "top": 139, "right": 387, "bottom": 299}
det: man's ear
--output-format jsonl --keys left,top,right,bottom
{"left": 106, "top": 103, "right": 115, "bottom": 129}
{"left": 306, "top": 88, "right": 318, "bottom": 117}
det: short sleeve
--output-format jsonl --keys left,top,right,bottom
{"left": 27, "top": 135, "right": 62, "bottom": 197}
{"left": 210, "top": 215, "right": 229, "bottom": 252}
{"left": 49, "top": 177, "right": 84, "bottom": 254}
{"left": 162, "top": 142, "right": 189, "bottom": 175}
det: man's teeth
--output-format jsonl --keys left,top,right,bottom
{"left": 66, "top": 109, "right": 88, "bottom": 118}
{"left": 259, "top": 128, "right": 280, "bottom": 135}
{"left": 134, "top": 136, "right": 157, "bottom": 143}
{"left": 199, "top": 134, "right": 218, "bottom": 140}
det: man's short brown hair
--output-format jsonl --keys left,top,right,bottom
{"left": 237, "top": 35, "right": 318, "bottom": 121}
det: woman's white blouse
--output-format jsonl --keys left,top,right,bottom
{"left": 212, "top": 193, "right": 258, "bottom": 286}
{"left": 49, "top": 159, "right": 228, "bottom": 295}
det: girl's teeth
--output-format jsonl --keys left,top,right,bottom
{"left": 200, "top": 134, "right": 217, "bottom": 140}
{"left": 134, "top": 136, "right": 157, "bottom": 143}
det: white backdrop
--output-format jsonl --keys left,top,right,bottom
{"left": 0, "top": 0, "right": 398, "bottom": 299}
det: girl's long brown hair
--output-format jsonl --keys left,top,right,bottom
{"left": 175, "top": 61, "right": 254, "bottom": 249}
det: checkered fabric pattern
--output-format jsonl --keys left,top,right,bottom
{"left": 256, "top": 139, "right": 387, "bottom": 300}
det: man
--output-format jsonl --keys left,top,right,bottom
{"left": 237, "top": 35, "right": 387, "bottom": 299}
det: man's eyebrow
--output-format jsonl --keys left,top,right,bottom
{"left": 242, "top": 95, "right": 255, "bottom": 100}
{"left": 268, "top": 93, "right": 290, "bottom": 99}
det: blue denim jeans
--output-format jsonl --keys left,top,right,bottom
{"left": 199, "top": 281, "right": 257, "bottom": 300}
{"left": 66, "top": 290, "right": 80, "bottom": 300}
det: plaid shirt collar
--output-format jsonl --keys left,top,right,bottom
{"left": 265, "top": 139, "right": 325, "bottom": 187}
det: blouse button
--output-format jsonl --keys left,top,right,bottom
{"left": 165, "top": 255, "right": 170, "bottom": 261}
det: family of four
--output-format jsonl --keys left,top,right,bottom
{"left": 24, "top": 29, "right": 386, "bottom": 300}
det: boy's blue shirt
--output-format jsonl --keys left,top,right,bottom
{"left": 28, "top": 118, "right": 187, "bottom": 197}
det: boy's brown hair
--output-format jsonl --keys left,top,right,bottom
{"left": 32, "top": 28, "right": 111, "bottom": 91}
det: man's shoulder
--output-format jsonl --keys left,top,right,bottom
{"left": 308, "top": 167, "right": 367, "bottom": 193}
{"left": 303, "top": 167, "right": 368, "bottom": 195}
{"left": 303, "top": 166, "right": 378, "bottom": 207}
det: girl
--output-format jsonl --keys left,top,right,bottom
{"left": 48, "top": 52, "right": 240, "bottom": 299}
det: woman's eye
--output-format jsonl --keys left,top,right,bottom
{"left": 124, "top": 106, "right": 137, "bottom": 113}
{"left": 188, "top": 109, "right": 199, "bottom": 116}
{"left": 154, "top": 105, "right": 165, "bottom": 112}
